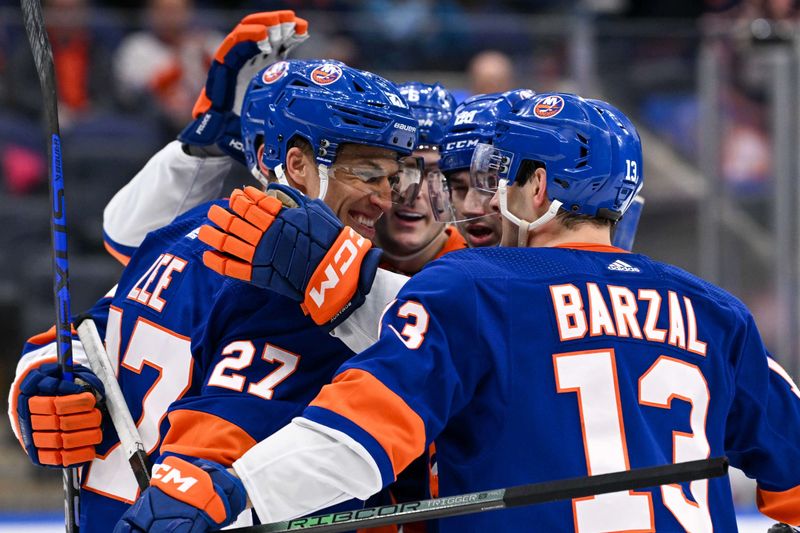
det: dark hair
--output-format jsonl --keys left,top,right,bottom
{"left": 288, "top": 135, "right": 314, "bottom": 157}
{"left": 517, "top": 160, "right": 614, "bottom": 230}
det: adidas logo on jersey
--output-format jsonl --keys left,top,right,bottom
{"left": 607, "top": 260, "right": 640, "bottom": 273}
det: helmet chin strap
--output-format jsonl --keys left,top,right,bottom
{"left": 498, "top": 178, "right": 563, "bottom": 247}
{"left": 317, "top": 164, "right": 329, "bottom": 201}
{"left": 251, "top": 166, "right": 270, "bottom": 189}
{"left": 270, "top": 163, "right": 329, "bottom": 201}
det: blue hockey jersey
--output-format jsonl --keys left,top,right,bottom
{"left": 302, "top": 244, "right": 800, "bottom": 531}
{"left": 84, "top": 200, "right": 230, "bottom": 530}
{"left": 14, "top": 201, "right": 227, "bottom": 532}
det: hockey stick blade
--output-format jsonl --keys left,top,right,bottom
{"left": 75, "top": 315, "right": 151, "bottom": 491}
{"left": 20, "top": 0, "right": 80, "bottom": 530}
{"left": 229, "top": 457, "right": 728, "bottom": 533}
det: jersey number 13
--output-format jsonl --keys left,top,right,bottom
{"left": 554, "top": 349, "right": 712, "bottom": 533}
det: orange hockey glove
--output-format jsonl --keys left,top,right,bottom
{"left": 200, "top": 185, "right": 381, "bottom": 328}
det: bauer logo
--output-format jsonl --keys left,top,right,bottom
{"left": 394, "top": 122, "right": 417, "bottom": 133}
{"left": 311, "top": 64, "right": 343, "bottom": 86}
{"left": 261, "top": 61, "right": 289, "bottom": 84}
{"left": 533, "top": 95, "right": 564, "bottom": 118}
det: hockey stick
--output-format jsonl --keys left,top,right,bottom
{"left": 612, "top": 195, "right": 645, "bottom": 251}
{"left": 19, "top": 0, "right": 80, "bottom": 530}
{"left": 229, "top": 457, "right": 728, "bottom": 533}
{"left": 75, "top": 315, "right": 151, "bottom": 491}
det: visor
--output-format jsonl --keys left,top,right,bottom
{"left": 331, "top": 156, "right": 423, "bottom": 206}
{"left": 469, "top": 142, "right": 515, "bottom": 193}
{"left": 426, "top": 169, "right": 453, "bottom": 222}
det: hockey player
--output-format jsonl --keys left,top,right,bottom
{"left": 376, "top": 81, "right": 466, "bottom": 275}
{"left": 127, "top": 92, "right": 800, "bottom": 531}
{"left": 9, "top": 54, "right": 421, "bottom": 533}
{"left": 433, "top": 92, "right": 509, "bottom": 248}
{"left": 9, "top": 12, "right": 311, "bottom": 531}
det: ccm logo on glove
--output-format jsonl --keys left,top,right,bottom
{"left": 304, "top": 227, "right": 370, "bottom": 316}
{"left": 151, "top": 461, "right": 198, "bottom": 493}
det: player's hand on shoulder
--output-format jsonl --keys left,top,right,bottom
{"left": 14, "top": 361, "right": 105, "bottom": 468}
{"left": 199, "top": 184, "right": 382, "bottom": 328}
{"left": 114, "top": 456, "right": 247, "bottom": 533}
{"left": 178, "top": 11, "right": 309, "bottom": 164}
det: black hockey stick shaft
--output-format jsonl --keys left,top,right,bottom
{"left": 19, "top": 0, "right": 80, "bottom": 531}
{"left": 230, "top": 457, "right": 728, "bottom": 533}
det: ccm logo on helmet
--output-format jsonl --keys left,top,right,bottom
{"left": 262, "top": 61, "right": 289, "bottom": 84}
{"left": 311, "top": 64, "right": 343, "bottom": 86}
{"left": 533, "top": 95, "right": 564, "bottom": 118}
{"left": 444, "top": 138, "right": 479, "bottom": 151}
{"left": 152, "top": 463, "right": 198, "bottom": 493}
{"left": 308, "top": 228, "right": 368, "bottom": 308}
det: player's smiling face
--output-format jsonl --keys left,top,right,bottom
{"left": 324, "top": 144, "right": 401, "bottom": 242}
{"left": 375, "top": 149, "right": 444, "bottom": 256}
{"left": 447, "top": 170, "right": 502, "bottom": 247}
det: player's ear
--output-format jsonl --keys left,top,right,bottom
{"left": 284, "top": 146, "right": 318, "bottom": 196}
{"left": 530, "top": 167, "right": 548, "bottom": 208}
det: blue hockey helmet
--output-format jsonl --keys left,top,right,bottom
{"left": 440, "top": 93, "right": 502, "bottom": 174}
{"left": 429, "top": 90, "right": 535, "bottom": 221}
{"left": 240, "top": 59, "right": 420, "bottom": 200}
{"left": 439, "top": 90, "right": 535, "bottom": 173}
{"left": 470, "top": 92, "right": 643, "bottom": 242}
{"left": 397, "top": 82, "right": 456, "bottom": 149}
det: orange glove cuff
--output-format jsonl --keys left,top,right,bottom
{"left": 303, "top": 227, "right": 372, "bottom": 325}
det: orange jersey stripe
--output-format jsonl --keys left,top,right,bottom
{"left": 26, "top": 324, "right": 78, "bottom": 346}
{"left": 160, "top": 409, "right": 257, "bottom": 466}
{"left": 554, "top": 242, "right": 629, "bottom": 254}
{"left": 757, "top": 484, "right": 800, "bottom": 525}
{"left": 434, "top": 226, "right": 468, "bottom": 260}
{"left": 310, "top": 368, "right": 426, "bottom": 479}
{"left": 104, "top": 240, "right": 131, "bottom": 266}
{"left": 26, "top": 326, "right": 58, "bottom": 346}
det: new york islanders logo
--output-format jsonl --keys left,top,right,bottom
{"left": 261, "top": 61, "right": 289, "bottom": 84}
{"left": 311, "top": 64, "right": 343, "bottom": 86}
{"left": 533, "top": 95, "right": 565, "bottom": 118}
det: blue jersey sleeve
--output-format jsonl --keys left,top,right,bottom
{"left": 725, "top": 313, "right": 800, "bottom": 524}
{"left": 302, "top": 260, "right": 499, "bottom": 486}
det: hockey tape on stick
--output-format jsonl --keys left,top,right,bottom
{"left": 611, "top": 195, "right": 645, "bottom": 252}
{"left": 75, "top": 316, "right": 151, "bottom": 491}
{"left": 20, "top": 0, "right": 79, "bottom": 529}
{"left": 229, "top": 457, "right": 728, "bottom": 532}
